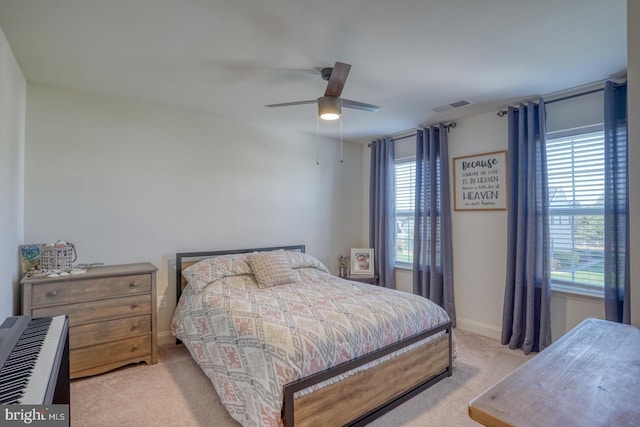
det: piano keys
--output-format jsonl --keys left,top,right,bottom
{"left": 0, "top": 315, "right": 70, "bottom": 405}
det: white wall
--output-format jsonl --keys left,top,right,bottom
{"left": 448, "top": 112, "right": 511, "bottom": 338}
{"left": 24, "top": 84, "right": 364, "bottom": 341}
{"left": 628, "top": 0, "right": 639, "bottom": 327}
{"left": 0, "top": 26, "right": 26, "bottom": 319}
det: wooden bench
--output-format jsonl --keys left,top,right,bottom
{"left": 468, "top": 318, "right": 640, "bottom": 427}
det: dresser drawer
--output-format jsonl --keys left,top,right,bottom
{"left": 71, "top": 335, "right": 151, "bottom": 373}
{"left": 31, "top": 274, "right": 151, "bottom": 306}
{"left": 32, "top": 294, "right": 151, "bottom": 326}
{"left": 70, "top": 315, "right": 151, "bottom": 349}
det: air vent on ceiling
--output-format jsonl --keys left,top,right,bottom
{"left": 433, "top": 99, "right": 471, "bottom": 112}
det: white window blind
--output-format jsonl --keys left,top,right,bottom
{"left": 395, "top": 160, "right": 415, "bottom": 265}
{"left": 546, "top": 127, "right": 604, "bottom": 295}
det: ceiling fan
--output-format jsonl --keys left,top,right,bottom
{"left": 266, "top": 62, "right": 382, "bottom": 120}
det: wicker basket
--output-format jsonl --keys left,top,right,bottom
{"left": 40, "top": 243, "right": 77, "bottom": 271}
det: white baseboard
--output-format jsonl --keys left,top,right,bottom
{"left": 456, "top": 317, "right": 502, "bottom": 340}
{"left": 158, "top": 330, "right": 176, "bottom": 346}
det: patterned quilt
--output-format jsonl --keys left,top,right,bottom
{"left": 171, "top": 251, "right": 454, "bottom": 427}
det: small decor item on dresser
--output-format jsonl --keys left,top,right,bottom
{"left": 337, "top": 255, "right": 349, "bottom": 277}
{"left": 350, "top": 248, "right": 374, "bottom": 275}
{"left": 19, "top": 244, "right": 42, "bottom": 277}
{"left": 39, "top": 240, "right": 77, "bottom": 272}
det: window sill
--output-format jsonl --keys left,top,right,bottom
{"left": 392, "top": 268, "right": 604, "bottom": 299}
{"left": 551, "top": 282, "right": 603, "bottom": 300}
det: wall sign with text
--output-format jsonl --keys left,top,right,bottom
{"left": 453, "top": 150, "right": 508, "bottom": 211}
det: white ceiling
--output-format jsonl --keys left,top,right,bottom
{"left": 0, "top": 0, "right": 627, "bottom": 141}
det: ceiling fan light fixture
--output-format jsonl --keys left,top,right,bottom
{"left": 318, "top": 96, "right": 341, "bottom": 120}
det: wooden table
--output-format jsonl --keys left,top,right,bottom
{"left": 468, "top": 318, "right": 640, "bottom": 427}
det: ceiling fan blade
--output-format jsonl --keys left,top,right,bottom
{"left": 341, "top": 98, "right": 382, "bottom": 112}
{"left": 265, "top": 100, "right": 317, "bottom": 108}
{"left": 324, "top": 62, "right": 351, "bottom": 98}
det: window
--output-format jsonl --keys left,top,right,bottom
{"left": 395, "top": 159, "right": 415, "bottom": 265}
{"left": 546, "top": 125, "right": 604, "bottom": 296}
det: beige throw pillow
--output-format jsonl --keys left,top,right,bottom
{"left": 247, "top": 250, "right": 298, "bottom": 288}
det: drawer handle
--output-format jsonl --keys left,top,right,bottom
{"left": 46, "top": 290, "right": 58, "bottom": 297}
{"left": 131, "top": 344, "right": 138, "bottom": 351}
{"left": 131, "top": 303, "right": 139, "bottom": 309}
{"left": 131, "top": 322, "right": 139, "bottom": 330}
{"left": 129, "top": 282, "right": 138, "bottom": 289}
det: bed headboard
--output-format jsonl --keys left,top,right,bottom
{"left": 175, "top": 245, "right": 306, "bottom": 306}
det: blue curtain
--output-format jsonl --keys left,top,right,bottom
{"left": 603, "top": 81, "right": 630, "bottom": 324}
{"left": 412, "top": 126, "right": 455, "bottom": 326}
{"left": 502, "top": 101, "right": 551, "bottom": 354}
{"left": 369, "top": 138, "right": 396, "bottom": 289}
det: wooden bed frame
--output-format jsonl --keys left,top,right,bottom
{"left": 175, "top": 245, "right": 453, "bottom": 427}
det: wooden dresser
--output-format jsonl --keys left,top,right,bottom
{"left": 21, "top": 263, "right": 157, "bottom": 379}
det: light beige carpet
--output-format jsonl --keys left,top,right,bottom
{"left": 70, "top": 329, "right": 533, "bottom": 426}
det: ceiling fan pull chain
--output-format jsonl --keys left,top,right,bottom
{"left": 340, "top": 117, "right": 343, "bottom": 163}
{"left": 316, "top": 116, "right": 320, "bottom": 166}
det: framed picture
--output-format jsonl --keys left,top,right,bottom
{"left": 453, "top": 150, "right": 508, "bottom": 211}
{"left": 350, "top": 248, "right": 374, "bottom": 276}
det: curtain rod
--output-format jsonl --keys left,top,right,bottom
{"left": 368, "top": 121, "right": 457, "bottom": 146}
{"left": 545, "top": 87, "right": 603, "bottom": 105}
{"left": 496, "top": 80, "right": 626, "bottom": 117}
{"left": 496, "top": 87, "right": 602, "bottom": 117}
{"left": 392, "top": 133, "right": 416, "bottom": 142}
